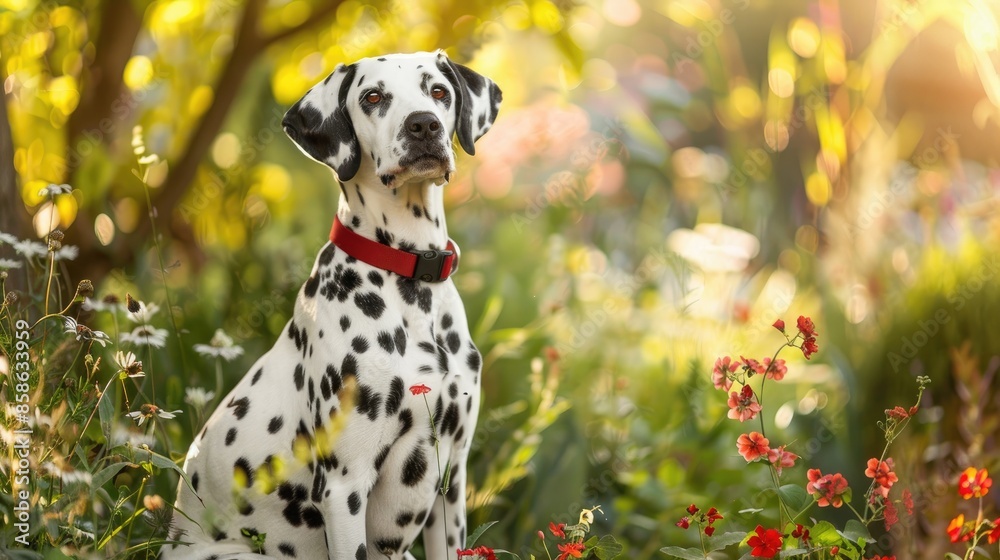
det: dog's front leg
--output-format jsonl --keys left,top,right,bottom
{"left": 323, "top": 476, "right": 371, "bottom": 559}
{"left": 422, "top": 454, "right": 468, "bottom": 560}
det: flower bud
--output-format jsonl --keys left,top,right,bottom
{"left": 78, "top": 279, "right": 94, "bottom": 298}
{"left": 126, "top": 293, "right": 141, "bottom": 313}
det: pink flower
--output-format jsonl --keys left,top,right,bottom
{"left": 713, "top": 357, "right": 738, "bottom": 391}
{"left": 737, "top": 432, "right": 770, "bottom": 462}
{"left": 728, "top": 385, "right": 762, "bottom": 422}
{"left": 740, "top": 356, "right": 766, "bottom": 376}
{"left": 807, "top": 469, "right": 850, "bottom": 508}
{"left": 762, "top": 357, "right": 787, "bottom": 381}
{"left": 767, "top": 446, "right": 799, "bottom": 475}
{"left": 902, "top": 488, "right": 914, "bottom": 515}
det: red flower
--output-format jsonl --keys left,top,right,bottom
{"left": 987, "top": 518, "right": 1000, "bottom": 544}
{"left": 704, "top": 526, "right": 716, "bottom": 536}
{"left": 868, "top": 556, "right": 896, "bottom": 560}
{"left": 747, "top": 525, "right": 783, "bottom": 558}
{"left": 830, "top": 546, "right": 839, "bottom": 556}
{"left": 705, "top": 507, "right": 723, "bottom": 523}
{"left": 883, "top": 498, "right": 898, "bottom": 531}
{"left": 675, "top": 517, "right": 690, "bottom": 529}
{"left": 801, "top": 336, "right": 819, "bottom": 360}
{"left": 728, "top": 385, "right": 762, "bottom": 422}
{"left": 713, "top": 357, "right": 738, "bottom": 391}
{"left": 958, "top": 467, "right": 992, "bottom": 499}
{"left": 885, "top": 406, "right": 909, "bottom": 420}
{"left": 947, "top": 514, "right": 972, "bottom": 543}
{"left": 767, "top": 445, "right": 799, "bottom": 476}
{"left": 409, "top": 383, "right": 431, "bottom": 395}
{"left": 457, "top": 546, "right": 497, "bottom": 560}
{"left": 556, "top": 542, "right": 586, "bottom": 560}
{"left": 549, "top": 521, "right": 566, "bottom": 539}
{"left": 865, "top": 458, "right": 898, "bottom": 498}
{"left": 737, "top": 432, "right": 771, "bottom": 462}
{"left": 806, "top": 469, "right": 850, "bottom": 508}
{"left": 740, "top": 356, "right": 766, "bottom": 376}
{"left": 796, "top": 316, "right": 817, "bottom": 337}
{"left": 908, "top": 405, "right": 919, "bottom": 416}
{"left": 687, "top": 503, "right": 699, "bottom": 515}
{"left": 790, "top": 524, "right": 810, "bottom": 542}
{"left": 902, "top": 488, "right": 914, "bottom": 515}
{"left": 762, "top": 357, "right": 787, "bottom": 381}
{"left": 773, "top": 319, "right": 785, "bottom": 332}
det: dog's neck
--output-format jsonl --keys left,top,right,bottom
{"left": 335, "top": 177, "right": 450, "bottom": 251}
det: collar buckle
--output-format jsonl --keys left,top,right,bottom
{"left": 411, "top": 248, "right": 454, "bottom": 282}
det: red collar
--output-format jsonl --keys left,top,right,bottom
{"left": 329, "top": 217, "right": 459, "bottom": 283}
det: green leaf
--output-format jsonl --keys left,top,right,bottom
{"left": 493, "top": 549, "right": 522, "bottom": 560}
{"left": 659, "top": 546, "right": 708, "bottom": 559}
{"left": 706, "top": 531, "right": 747, "bottom": 552}
{"left": 90, "top": 462, "right": 128, "bottom": 493}
{"left": 590, "top": 535, "right": 624, "bottom": 560}
{"left": 466, "top": 521, "right": 498, "bottom": 548}
{"left": 778, "top": 549, "right": 810, "bottom": 558}
{"left": 777, "top": 484, "right": 810, "bottom": 512}
{"left": 839, "top": 519, "right": 871, "bottom": 544}
{"left": 144, "top": 450, "right": 196, "bottom": 493}
{"left": 98, "top": 390, "right": 115, "bottom": 443}
{"left": 945, "top": 554, "right": 964, "bottom": 560}
{"left": 809, "top": 521, "right": 842, "bottom": 546}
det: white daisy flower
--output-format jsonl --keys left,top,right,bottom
{"left": 121, "top": 325, "right": 169, "bottom": 348}
{"left": 53, "top": 245, "right": 79, "bottom": 261}
{"left": 126, "top": 300, "right": 161, "bottom": 324}
{"left": 110, "top": 424, "right": 156, "bottom": 448}
{"left": 41, "top": 462, "right": 92, "bottom": 485}
{"left": 126, "top": 403, "right": 182, "bottom": 426}
{"left": 0, "top": 232, "right": 17, "bottom": 245}
{"left": 38, "top": 183, "right": 72, "bottom": 198}
{"left": 12, "top": 239, "right": 47, "bottom": 259}
{"left": 82, "top": 296, "right": 120, "bottom": 312}
{"left": 63, "top": 316, "right": 113, "bottom": 347}
{"left": 184, "top": 387, "right": 216, "bottom": 408}
{"left": 193, "top": 328, "right": 244, "bottom": 361}
{"left": 0, "top": 258, "right": 21, "bottom": 269}
{"left": 114, "top": 350, "right": 144, "bottom": 378}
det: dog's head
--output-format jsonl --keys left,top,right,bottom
{"left": 282, "top": 51, "right": 502, "bottom": 188}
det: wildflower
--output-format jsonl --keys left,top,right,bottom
{"left": 121, "top": 325, "right": 169, "bottom": 348}
{"left": 456, "top": 546, "right": 496, "bottom": 560}
{"left": 747, "top": 525, "right": 782, "bottom": 558}
{"left": 830, "top": 546, "right": 839, "bottom": 555}
{"left": 4, "top": 291, "right": 19, "bottom": 306}
{"left": 767, "top": 445, "right": 799, "bottom": 475}
{"left": 0, "top": 231, "right": 18, "bottom": 244}
{"left": 126, "top": 298, "right": 160, "bottom": 323}
{"left": 712, "top": 356, "right": 738, "bottom": 391}
{"left": 126, "top": 403, "right": 182, "bottom": 426}
{"left": 0, "top": 258, "right": 21, "bottom": 269}
{"left": 53, "top": 244, "right": 79, "bottom": 261}
{"left": 704, "top": 526, "right": 715, "bottom": 536}
{"left": 556, "top": 542, "right": 586, "bottom": 560}
{"left": 796, "top": 316, "right": 817, "bottom": 337}
{"left": 737, "top": 432, "right": 770, "bottom": 462}
{"left": 143, "top": 494, "right": 165, "bottom": 511}
{"left": 740, "top": 356, "right": 766, "bottom": 376}
{"left": 772, "top": 319, "right": 785, "bottom": 332}
{"left": 63, "top": 317, "right": 112, "bottom": 347}
{"left": 549, "top": 521, "right": 566, "bottom": 539}
{"left": 806, "top": 469, "right": 850, "bottom": 508}
{"left": 114, "top": 351, "right": 144, "bottom": 378}
{"left": 957, "top": 467, "right": 991, "bottom": 499}
{"left": 947, "top": 514, "right": 972, "bottom": 542}
{"left": 883, "top": 498, "right": 898, "bottom": 531}
{"left": 579, "top": 506, "right": 599, "bottom": 525}
{"left": 902, "top": 488, "right": 914, "bottom": 515}
{"left": 12, "top": 239, "right": 47, "bottom": 259}
{"left": 885, "top": 406, "right": 909, "bottom": 420}
{"left": 409, "top": 384, "right": 431, "bottom": 395}
{"left": 790, "top": 524, "right": 809, "bottom": 541}
{"left": 675, "top": 517, "right": 690, "bottom": 529}
{"left": 705, "top": 507, "right": 723, "bottom": 523}
{"left": 987, "top": 518, "right": 1000, "bottom": 544}
{"left": 727, "top": 385, "right": 762, "bottom": 422}
{"left": 39, "top": 183, "right": 72, "bottom": 197}
{"left": 184, "top": 387, "right": 216, "bottom": 408}
{"left": 801, "top": 336, "right": 819, "bottom": 359}
{"left": 762, "top": 357, "right": 787, "bottom": 381}
{"left": 83, "top": 296, "right": 119, "bottom": 312}
{"left": 193, "top": 329, "right": 245, "bottom": 361}
{"left": 865, "top": 458, "right": 898, "bottom": 498}
{"left": 686, "top": 504, "right": 699, "bottom": 515}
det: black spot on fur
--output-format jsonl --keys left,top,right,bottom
{"left": 229, "top": 397, "right": 250, "bottom": 419}
{"left": 354, "top": 292, "right": 386, "bottom": 319}
{"left": 412, "top": 205, "right": 422, "bottom": 218}
{"left": 294, "top": 364, "right": 305, "bottom": 391}
{"left": 393, "top": 326, "right": 407, "bottom": 356}
{"left": 268, "top": 416, "right": 284, "bottom": 434}
{"left": 351, "top": 336, "right": 370, "bottom": 353}
{"left": 397, "top": 277, "right": 432, "bottom": 313}
{"left": 418, "top": 341, "right": 436, "bottom": 354}
{"left": 356, "top": 544, "right": 367, "bottom": 560}
{"left": 234, "top": 457, "right": 254, "bottom": 488}
{"left": 191, "top": 471, "right": 199, "bottom": 491}
{"left": 278, "top": 542, "right": 297, "bottom": 557}
{"left": 302, "top": 505, "right": 324, "bottom": 527}
{"left": 340, "top": 315, "right": 351, "bottom": 332}
{"left": 446, "top": 464, "right": 462, "bottom": 503}
{"left": 446, "top": 331, "right": 461, "bottom": 354}
{"left": 442, "top": 313, "right": 453, "bottom": 330}
{"left": 398, "top": 408, "right": 414, "bottom": 436}
{"left": 448, "top": 382, "right": 458, "bottom": 398}
{"left": 367, "top": 270, "right": 384, "bottom": 287}
{"left": 341, "top": 354, "right": 359, "bottom": 380}
{"left": 396, "top": 511, "right": 414, "bottom": 526}
{"left": 375, "top": 538, "right": 403, "bottom": 554}
{"left": 327, "top": 364, "right": 342, "bottom": 394}
{"left": 385, "top": 376, "right": 404, "bottom": 415}
{"left": 442, "top": 402, "right": 460, "bottom": 436}
{"left": 319, "top": 243, "right": 337, "bottom": 266}
{"left": 356, "top": 384, "right": 382, "bottom": 422}
{"left": 320, "top": 375, "right": 332, "bottom": 400}
{"left": 251, "top": 367, "right": 263, "bottom": 385}
{"left": 225, "top": 428, "right": 237, "bottom": 445}
{"left": 467, "top": 349, "right": 481, "bottom": 371}
{"left": 377, "top": 331, "right": 394, "bottom": 353}
{"left": 401, "top": 446, "right": 428, "bottom": 486}
{"left": 374, "top": 445, "right": 391, "bottom": 472}
{"left": 304, "top": 273, "right": 320, "bottom": 298}
{"left": 348, "top": 491, "right": 362, "bottom": 515}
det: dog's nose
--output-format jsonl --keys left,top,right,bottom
{"left": 404, "top": 112, "right": 442, "bottom": 141}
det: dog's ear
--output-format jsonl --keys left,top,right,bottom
{"left": 437, "top": 53, "right": 503, "bottom": 156}
{"left": 283, "top": 63, "right": 361, "bottom": 181}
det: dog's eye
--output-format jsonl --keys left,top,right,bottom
{"left": 365, "top": 91, "right": 382, "bottom": 104}
{"left": 430, "top": 86, "right": 447, "bottom": 100}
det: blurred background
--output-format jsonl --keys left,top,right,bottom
{"left": 2, "top": 0, "right": 1000, "bottom": 557}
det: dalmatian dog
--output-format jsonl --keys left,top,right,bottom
{"left": 163, "top": 51, "right": 501, "bottom": 560}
